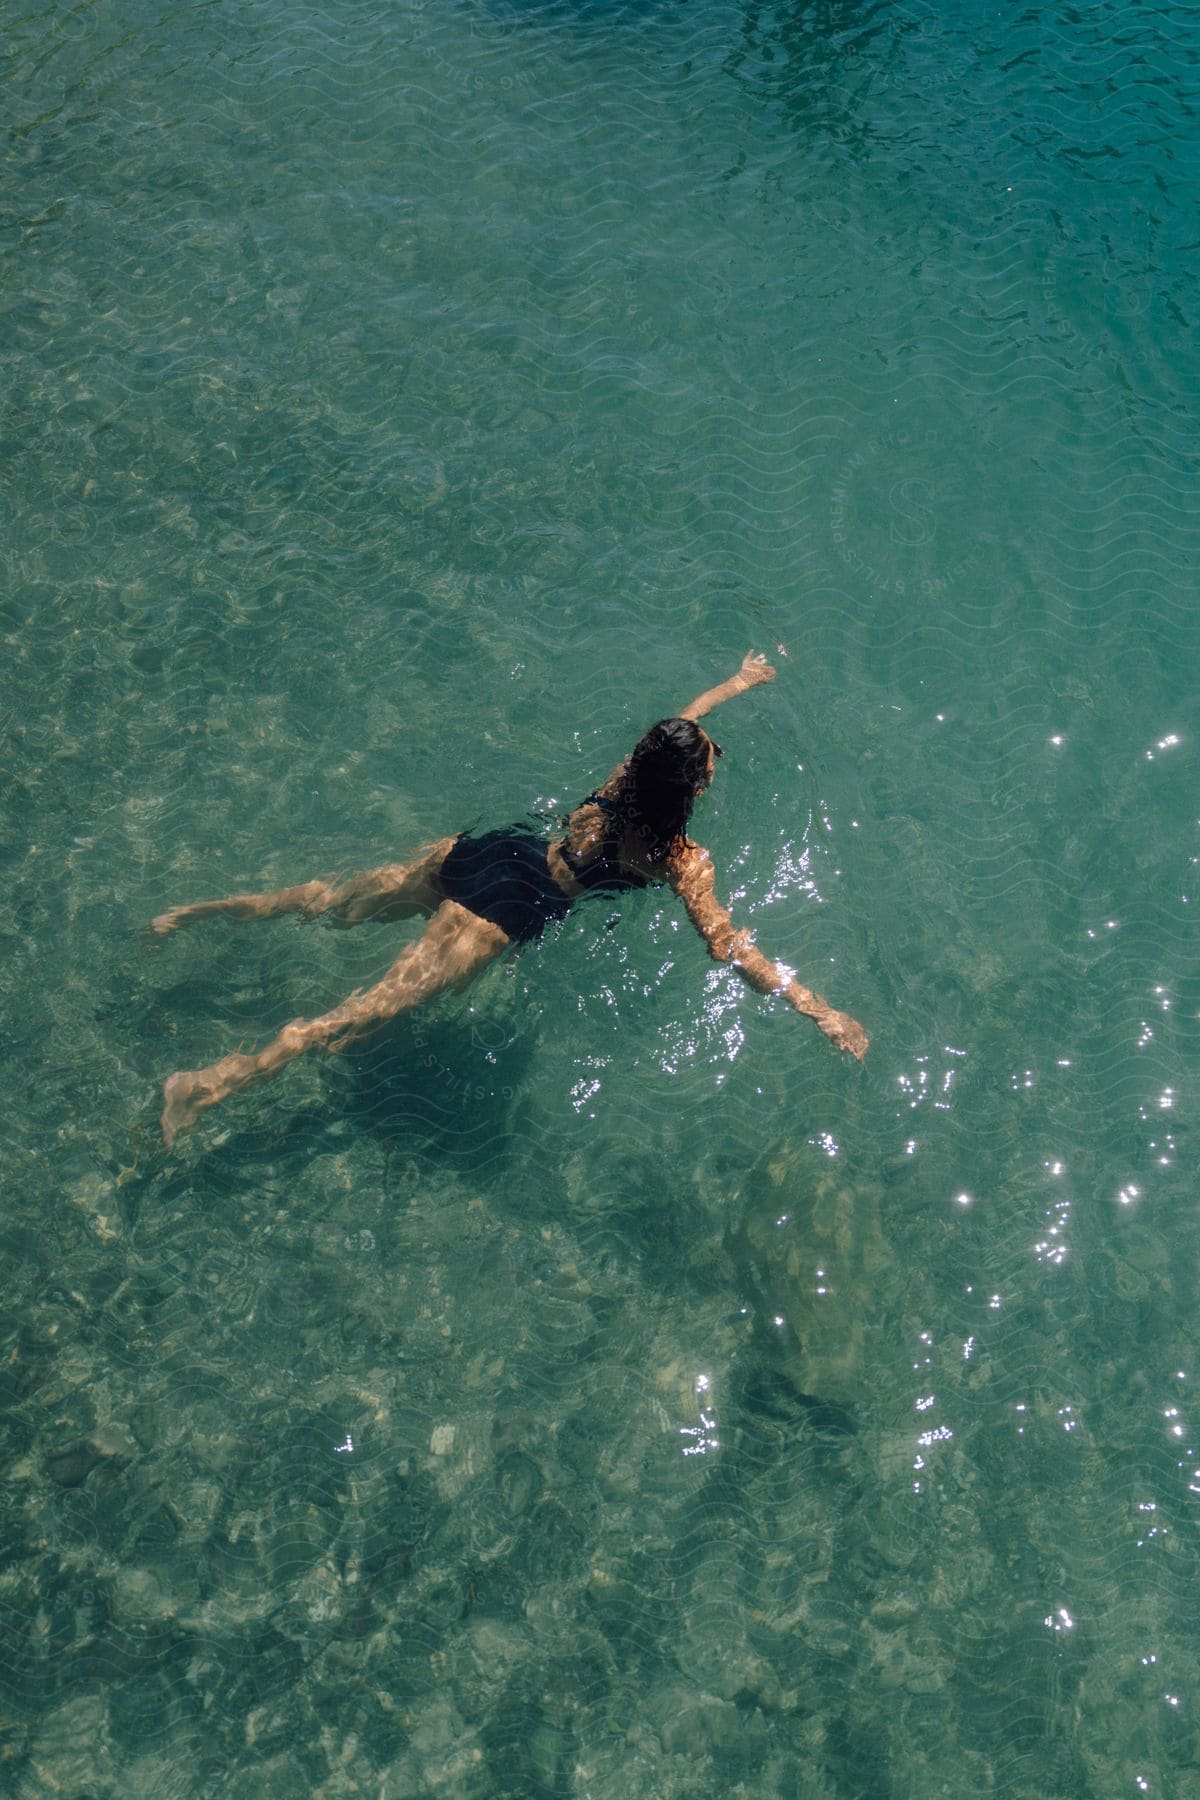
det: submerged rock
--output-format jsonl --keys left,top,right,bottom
{"left": 44, "top": 1421, "right": 137, "bottom": 1487}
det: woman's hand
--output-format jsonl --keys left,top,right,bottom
{"left": 680, "top": 650, "right": 777, "bottom": 721}
{"left": 782, "top": 976, "right": 868, "bottom": 1061}
{"left": 737, "top": 650, "right": 776, "bottom": 689}
{"left": 821, "top": 1009, "right": 869, "bottom": 1063}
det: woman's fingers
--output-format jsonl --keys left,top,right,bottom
{"left": 741, "top": 649, "right": 776, "bottom": 682}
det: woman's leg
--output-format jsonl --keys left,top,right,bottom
{"left": 160, "top": 899, "right": 509, "bottom": 1147}
{"left": 151, "top": 838, "right": 458, "bottom": 934}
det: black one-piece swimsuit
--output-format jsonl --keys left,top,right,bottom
{"left": 437, "top": 795, "right": 647, "bottom": 943}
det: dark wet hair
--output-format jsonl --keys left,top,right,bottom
{"left": 618, "top": 717, "right": 713, "bottom": 858}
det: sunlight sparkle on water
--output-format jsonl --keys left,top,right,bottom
{"left": 680, "top": 1373, "right": 718, "bottom": 1457}
{"left": 762, "top": 839, "right": 819, "bottom": 907}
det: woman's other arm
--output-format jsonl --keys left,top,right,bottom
{"left": 669, "top": 845, "right": 868, "bottom": 1061}
{"left": 679, "top": 650, "right": 775, "bottom": 722}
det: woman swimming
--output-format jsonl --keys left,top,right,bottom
{"left": 154, "top": 651, "right": 867, "bottom": 1146}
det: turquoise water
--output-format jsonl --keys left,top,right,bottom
{"left": 3, "top": 0, "right": 1198, "bottom": 1791}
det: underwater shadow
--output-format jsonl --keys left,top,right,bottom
{"left": 320, "top": 997, "right": 538, "bottom": 1178}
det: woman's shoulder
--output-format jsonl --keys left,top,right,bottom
{"left": 563, "top": 760, "right": 629, "bottom": 840}
{"left": 562, "top": 795, "right": 610, "bottom": 852}
{"left": 591, "top": 759, "right": 630, "bottom": 805}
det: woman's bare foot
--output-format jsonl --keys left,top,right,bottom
{"left": 151, "top": 907, "right": 192, "bottom": 936}
{"left": 161, "top": 1070, "right": 214, "bottom": 1147}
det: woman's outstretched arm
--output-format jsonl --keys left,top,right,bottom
{"left": 570, "top": 651, "right": 775, "bottom": 813}
{"left": 669, "top": 844, "right": 868, "bottom": 1061}
{"left": 679, "top": 650, "right": 775, "bottom": 722}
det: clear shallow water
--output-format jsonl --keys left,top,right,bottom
{"left": 2, "top": 0, "right": 1198, "bottom": 1792}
